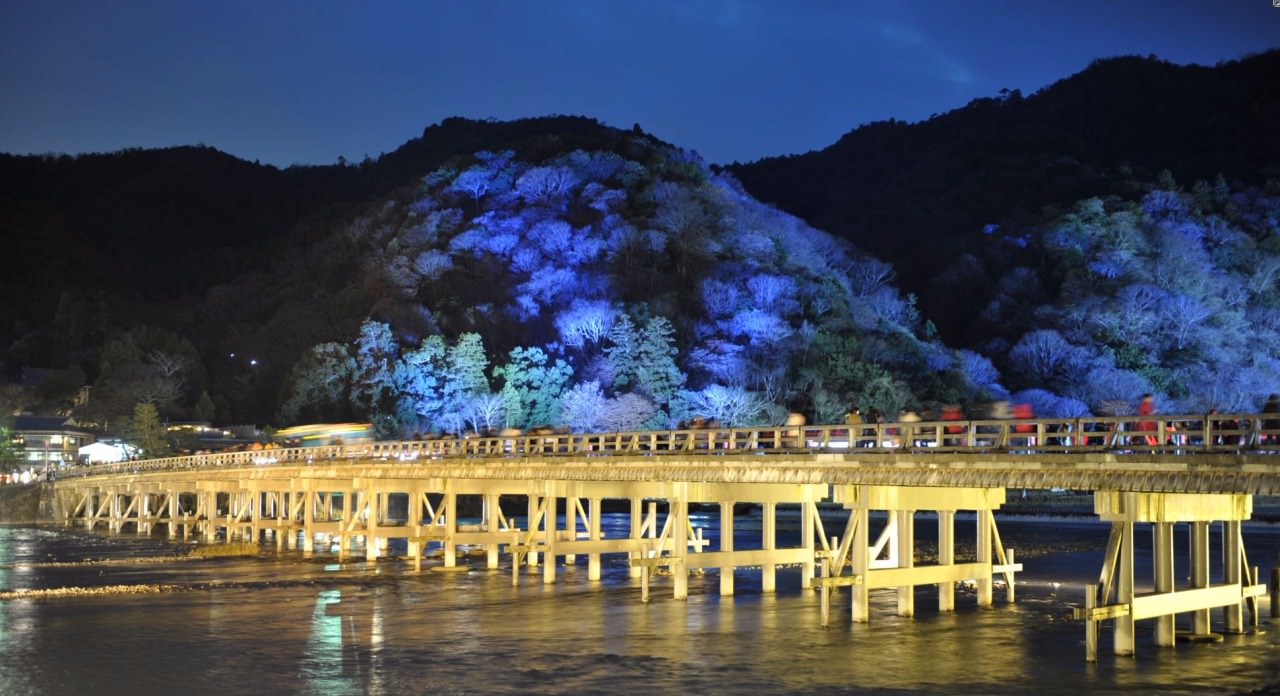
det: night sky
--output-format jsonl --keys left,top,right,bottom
{"left": 2, "top": 1, "right": 1278, "bottom": 167}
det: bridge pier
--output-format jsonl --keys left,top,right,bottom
{"left": 1078, "top": 492, "right": 1267, "bottom": 662}
{"left": 818, "top": 485, "right": 1020, "bottom": 625}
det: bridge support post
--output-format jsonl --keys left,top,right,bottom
{"left": 302, "top": 488, "right": 315, "bottom": 553}
{"left": 109, "top": 492, "right": 122, "bottom": 533}
{"left": 1191, "top": 520, "right": 1210, "bottom": 635}
{"left": 443, "top": 488, "right": 457, "bottom": 568}
{"left": 801, "top": 498, "right": 814, "bottom": 588}
{"left": 167, "top": 490, "right": 179, "bottom": 539}
{"left": 365, "top": 488, "right": 380, "bottom": 562}
{"left": 200, "top": 489, "right": 215, "bottom": 542}
{"left": 1116, "top": 515, "right": 1137, "bottom": 656}
{"left": 528, "top": 494, "right": 543, "bottom": 569}
{"left": 762, "top": 502, "right": 776, "bottom": 593}
{"left": 485, "top": 493, "right": 502, "bottom": 570}
{"left": 1225, "top": 520, "right": 1243, "bottom": 633}
{"left": 896, "top": 509, "right": 915, "bottom": 617}
{"left": 335, "top": 490, "right": 350, "bottom": 561}
{"left": 850, "top": 504, "right": 869, "bottom": 623}
{"left": 672, "top": 497, "right": 688, "bottom": 600}
{"left": 628, "top": 497, "right": 642, "bottom": 578}
{"left": 938, "top": 510, "right": 955, "bottom": 612}
{"left": 1085, "top": 583, "right": 1099, "bottom": 662}
{"left": 1154, "top": 521, "right": 1175, "bottom": 646}
{"left": 543, "top": 494, "right": 558, "bottom": 584}
{"left": 976, "top": 509, "right": 992, "bottom": 607}
{"left": 138, "top": 492, "right": 151, "bottom": 536}
{"left": 588, "top": 496, "right": 602, "bottom": 580}
{"left": 720, "top": 501, "right": 735, "bottom": 596}
{"left": 250, "top": 487, "right": 262, "bottom": 546}
{"left": 565, "top": 497, "right": 580, "bottom": 567}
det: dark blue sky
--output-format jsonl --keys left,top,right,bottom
{"left": 3, "top": 1, "right": 1277, "bottom": 167}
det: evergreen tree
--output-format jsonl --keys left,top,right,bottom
{"left": 192, "top": 391, "right": 217, "bottom": 423}
{"left": 130, "top": 402, "right": 168, "bottom": 457}
{"left": 277, "top": 343, "right": 358, "bottom": 424}
{"left": 494, "top": 346, "right": 573, "bottom": 429}
{"left": 634, "top": 316, "right": 685, "bottom": 406}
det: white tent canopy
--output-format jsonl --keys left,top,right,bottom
{"left": 78, "top": 441, "right": 136, "bottom": 463}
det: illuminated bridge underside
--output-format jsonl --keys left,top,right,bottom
{"left": 51, "top": 426, "right": 1280, "bottom": 663}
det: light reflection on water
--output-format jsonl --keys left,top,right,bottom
{"left": 0, "top": 519, "right": 1277, "bottom": 695}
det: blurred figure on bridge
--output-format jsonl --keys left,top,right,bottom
{"left": 1012, "top": 402, "right": 1036, "bottom": 447}
{"left": 940, "top": 404, "right": 966, "bottom": 447}
{"left": 896, "top": 409, "right": 921, "bottom": 448}
{"left": 844, "top": 406, "right": 862, "bottom": 426}
{"left": 1262, "top": 394, "right": 1280, "bottom": 447}
{"left": 844, "top": 406, "right": 865, "bottom": 448}
{"left": 783, "top": 410, "right": 806, "bottom": 448}
{"left": 1135, "top": 393, "right": 1158, "bottom": 446}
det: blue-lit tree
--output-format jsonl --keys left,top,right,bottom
{"left": 494, "top": 346, "right": 573, "bottom": 430}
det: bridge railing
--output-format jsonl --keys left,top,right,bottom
{"left": 54, "top": 412, "right": 1280, "bottom": 480}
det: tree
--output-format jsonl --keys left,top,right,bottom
{"left": 464, "top": 392, "right": 506, "bottom": 434}
{"left": 393, "top": 335, "right": 448, "bottom": 431}
{"left": 33, "top": 366, "right": 86, "bottom": 415}
{"left": 451, "top": 167, "right": 494, "bottom": 208}
{"left": 633, "top": 316, "right": 685, "bottom": 406}
{"left": 192, "top": 391, "right": 217, "bottom": 423}
{"left": 599, "top": 392, "right": 658, "bottom": 432}
{"left": 515, "top": 166, "right": 578, "bottom": 205}
{"left": 494, "top": 346, "right": 573, "bottom": 429}
{"left": 1008, "top": 330, "right": 1090, "bottom": 390}
{"left": 351, "top": 320, "right": 399, "bottom": 419}
{"left": 0, "top": 384, "right": 27, "bottom": 418}
{"left": 556, "top": 300, "right": 617, "bottom": 349}
{"left": 684, "top": 385, "right": 769, "bottom": 426}
{"left": 447, "top": 333, "right": 490, "bottom": 396}
{"left": 413, "top": 250, "right": 453, "bottom": 281}
{"left": 130, "top": 402, "right": 168, "bottom": 457}
{"left": 277, "top": 343, "right": 358, "bottom": 424}
{"left": 559, "top": 381, "right": 608, "bottom": 432}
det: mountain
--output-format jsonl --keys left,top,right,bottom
{"left": 0, "top": 116, "right": 651, "bottom": 376}
{"left": 3, "top": 51, "right": 1280, "bottom": 434}
{"left": 729, "top": 50, "right": 1280, "bottom": 344}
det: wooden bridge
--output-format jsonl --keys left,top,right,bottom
{"left": 50, "top": 412, "right": 1280, "bottom": 662}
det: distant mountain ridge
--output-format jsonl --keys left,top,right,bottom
{"left": 729, "top": 50, "right": 1280, "bottom": 341}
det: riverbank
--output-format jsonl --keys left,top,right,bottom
{"left": 0, "top": 483, "right": 50, "bottom": 524}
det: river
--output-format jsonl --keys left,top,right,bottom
{"left": 2, "top": 514, "right": 1279, "bottom": 695}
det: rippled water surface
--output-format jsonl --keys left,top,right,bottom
{"left": 2, "top": 516, "right": 1279, "bottom": 695}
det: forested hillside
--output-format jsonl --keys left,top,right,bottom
{"left": 731, "top": 51, "right": 1280, "bottom": 345}
{"left": 271, "top": 139, "right": 960, "bottom": 436}
{"left": 2, "top": 52, "right": 1279, "bottom": 442}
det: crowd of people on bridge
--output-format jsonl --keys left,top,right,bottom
{"left": 824, "top": 392, "right": 1280, "bottom": 450}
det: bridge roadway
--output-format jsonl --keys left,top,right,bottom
{"left": 52, "top": 412, "right": 1280, "bottom": 663}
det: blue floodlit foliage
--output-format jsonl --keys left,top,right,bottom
{"left": 277, "top": 140, "right": 1280, "bottom": 436}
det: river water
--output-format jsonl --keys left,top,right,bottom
{"left": 2, "top": 514, "right": 1279, "bottom": 696}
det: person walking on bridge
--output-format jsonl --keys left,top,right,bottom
{"left": 940, "top": 404, "right": 966, "bottom": 447}
{"left": 1262, "top": 394, "right": 1280, "bottom": 447}
{"left": 1136, "top": 393, "right": 1157, "bottom": 446}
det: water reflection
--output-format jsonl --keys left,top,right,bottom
{"left": 0, "top": 522, "right": 1277, "bottom": 694}
{"left": 302, "top": 589, "right": 353, "bottom": 695}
